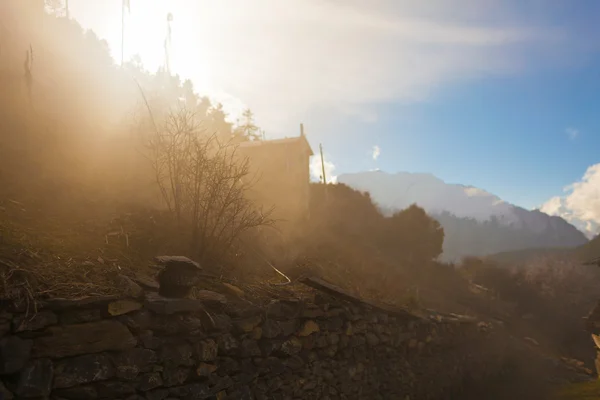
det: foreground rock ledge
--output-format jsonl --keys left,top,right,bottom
{"left": 32, "top": 320, "right": 137, "bottom": 358}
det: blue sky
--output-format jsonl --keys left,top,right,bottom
{"left": 71, "top": 0, "right": 600, "bottom": 228}
{"left": 315, "top": 61, "right": 600, "bottom": 210}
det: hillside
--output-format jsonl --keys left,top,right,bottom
{"left": 339, "top": 171, "right": 588, "bottom": 261}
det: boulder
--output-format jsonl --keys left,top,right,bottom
{"left": 298, "top": 320, "right": 320, "bottom": 337}
{"left": 194, "top": 339, "right": 218, "bottom": 362}
{"left": 0, "top": 336, "right": 33, "bottom": 374}
{"left": 107, "top": 300, "right": 143, "bottom": 316}
{"left": 137, "top": 372, "right": 163, "bottom": 391}
{"left": 112, "top": 348, "right": 157, "bottom": 380}
{"left": 33, "top": 320, "right": 137, "bottom": 358}
{"left": 160, "top": 342, "right": 194, "bottom": 367}
{"left": 12, "top": 311, "right": 57, "bottom": 332}
{"left": 15, "top": 358, "right": 53, "bottom": 398}
{"left": 144, "top": 293, "right": 205, "bottom": 315}
{"left": 95, "top": 380, "right": 137, "bottom": 398}
{"left": 42, "top": 296, "right": 120, "bottom": 311}
{"left": 169, "top": 383, "right": 210, "bottom": 399}
{"left": 161, "top": 365, "right": 190, "bottom": 387}
{"left": 233, "top": 315, "right": 263, "bottom": 333}
{"left": 195, "top": 290, "right": 227, "bottom": 306}
{"left": 0, "top": 380, "right": 13, "bottom": 399}
{"left": 59, "top": 309, "right": 102, "bottom": 325}
{"left": 240, "top": 339, "right": 261, "bottom": 358}
{"left": 53, "top": 353, "right": 115, "bottom": 389}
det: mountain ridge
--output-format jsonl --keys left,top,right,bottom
{"left": 338, "top": 170, "right": 588, "bottom": 261}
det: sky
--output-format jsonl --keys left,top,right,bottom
{"left": 67, "top": 0, "right": 600, "bottom": 234}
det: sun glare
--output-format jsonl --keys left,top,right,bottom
{"left": 102, "top": 0, "right": 219, "bottom": 94}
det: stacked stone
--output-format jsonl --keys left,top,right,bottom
{"left": 0, "top": 285, "right": 499, "bottom": 399}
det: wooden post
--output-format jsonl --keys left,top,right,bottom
{"left": 121, "top": 0, "right": 125, "bottom": 66}
{"left": 319, "top": 143, "right": 327, "bottom": 185}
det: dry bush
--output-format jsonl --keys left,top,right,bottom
{"left": 140, "top": 106, "right": 272, "bottom": 264}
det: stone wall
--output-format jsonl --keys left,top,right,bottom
{"left": 0, "top": 286, "right": 511, "bottom": 400}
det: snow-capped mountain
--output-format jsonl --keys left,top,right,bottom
{"left": 338, "top": 171, "right": 588, "bottom": 261}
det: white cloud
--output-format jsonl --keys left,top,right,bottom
{"left": 372, "top": 145, "right": 381, "bottom": 161}
{"left": 71, "top": 0, "right": 563, "bottom": 133}
{"left": 566, "top": 127, "right": 579, "bottom": 140}
{"left": 540, "top": 164, "right": 600, "bottom": 238}
{"left": 310, "top": 155, "right": 337, "bottom": 184}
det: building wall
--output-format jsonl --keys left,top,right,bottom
{"left": 237, "top": 141, "right": 311, "bottom": 224}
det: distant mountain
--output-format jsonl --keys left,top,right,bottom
{"left": 338, "top": 171, "right": 588, "bottom": 261}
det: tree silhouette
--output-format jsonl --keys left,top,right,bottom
{"left": 234, "top": 108, "right": 261, "bottom": 142}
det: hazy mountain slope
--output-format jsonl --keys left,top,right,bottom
{"left": 338, "top": 171, "right": 588, "bottom": 261}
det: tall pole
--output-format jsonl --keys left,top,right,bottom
{"left": 319, "top": 143, "right": 327, "bottom": 184}
{"left": 65, "top": 0, "right": 69, "bottom": 19}
{"left": 121, "top": 1, "right": 125, "bottom": 66}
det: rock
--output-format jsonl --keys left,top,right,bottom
{"left": 194, "top": 339, "right": 218, "bottom": 362}
{"left": 146, "top": 388, "right": 169, "bottom": 400}
{"left": 160, "top": 343, "right": 194, "bottom": 367}
{"left": 0, "top": 381, "right": 13, "bottom": 399}
{"left": 211, "top": 375, "right": 234, "bottom": 393}
{"left": 207, "top": 313, "right": 233, "bottom": 332}
{"left": 138, "top": 372, "right": 163, "bottom": 391}
{"left": 0, "top": 336, "right": 32, "bottom": 374}
{"left": 154, "top": 255, "right": 201, "bottom": 269}
{"left": 258, "top": 339, "right": 282, "bottom": 357}
{"left": 328, "top": 333, "right": 340, "bottom": 346}
{"left": 161, "top": 366, "right": 190, "bottom": 387}
{"left": 279, "top": 320, "right": 299, "bottom": 337}
{"left": 252, "top": 327, "right": 262, "bottom": 340}
{"left": 281, "top": 337, "right": 302, "bottom": 355}
{"left": 112, "top": 348, "right": 157, "bottom": 380}
{"left": 108, "top": 300, "right": 143, "bottom": 316}
{"left": 234, "top": 315, "right": 263, "bottom": 333}
{"left": 524, "top": 337, "right": 540, "bottom": 347}
{"left": 217, "top": 357, "right": 240, "bottom": 375}
{"left": 169, "top": 383, "right": 210, "bottom": 399}
{"left": 15, "top": 358, "right": 53, "bottom": 398}
{"left": 217, "top": 334, "right": 239, "bottom": 355}
{"left": 262, "top": 319, "right": 282, "bottom": 339}
{"left": 227, "top": 385, "right": 253, "bottom": 400}
{"left": 54, "top": 384, "right": 98, "bottom": 399}
{"left": 95, "top": 380, "right": 137, "bottom": 398}
{"left": 283, "top": 355, "right": 304, "bottom": 370}
{"left": 298, "top": 320, "right": 320, "bottom": 337}
{"left": 321, "top": 317, "right": 344, "bottom": 332}
{"left": 240, "top": 339, "right": 261, "bottom": 358}
{"left": 196, "top": 362, "right": 217, "bottom": 377}
{"left": 119, "top": 310, "right": 153, "bottom": 332}
{"left": 221, "top": 282, "right": 245, "bottom": 298}
{"left": 0, "top": 321, "right": 10, "bottom": 337}
{"left": 144, "top": 293, "right": 205, "bottom": 315}
{"left": 155, "top": 256, "right": 203, "bottom": 298}
{"left": 32, "top": 320, "right": 137, "bottom": 358}
{"left": 195, "top": 290, "right": 227, "bottom": 306}
{"left": 266, "top": 300, "right": 302, "bottom": 320}
{"left": 43, "top": 296, "right": 120, "bottom": 311}
{"left": 366, "top": 333, "right": 380, "bottom": 347}
{"left": 53, "top": 353, "right": 115, "bottom": 389}
{"left": 139, "top": 330, "right": 161, "bottom": 349}
{"left": 132, "top": 273, "right": 160, "bottom": 291}
{"left": 302, "top": 307, "right": 326, "bottom": 318}
{"left": 117, "top": 274, "right": 144, "bottom": 297}
{"left": 59, "top": 309, "right": 102, "bottom": 325}
{"left": 12, "top": 311, "right": 58, "bottom": 332}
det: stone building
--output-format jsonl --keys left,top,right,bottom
{"left": 237, "top": 128, "right": 313, "bottom": 224}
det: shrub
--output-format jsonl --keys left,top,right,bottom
{"left": 141, "top": 106, "right": 272, "bottom": 263}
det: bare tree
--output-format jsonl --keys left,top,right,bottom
{"left": 141, "top": 106, "right": 272, "bottom": 262}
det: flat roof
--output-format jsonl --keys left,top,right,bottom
{"left": 238, "top": 135, "right": 314, "bottom": 156}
